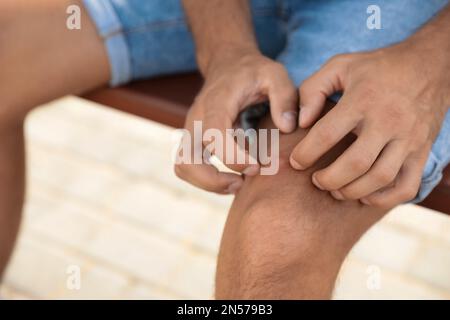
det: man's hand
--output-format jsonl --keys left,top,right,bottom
{"left": 290, "top": 34, "right": 450, "bottom": 208}
{"left": 175, "top": 50, "right": 297, "bottom": 194}
{"left": 175, "top": 0, "right": 298, "bottom": 194}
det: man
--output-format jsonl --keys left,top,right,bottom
{"left": 0, "top": 0, "right": 449, "bottom": 299}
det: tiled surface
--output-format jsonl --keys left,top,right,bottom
{"left": 0, "top": 96, "right": 449, "bottom": 300}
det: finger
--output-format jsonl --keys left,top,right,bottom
{"left": 290, "top": 94, "right": 361, "bottom": 171}
{"left": 335, "top": 140, "right": 408, "bottom": 200}
{"left": 202, "top": 103, "right": 260, "bottom": 175}
{"left": 360, "top": 147, "right": 430, "bottom": 208}
{"left": 175, "top": 162, "right": 243, "bottom": 194}
{"left": 299, "top": 55, "right": 348, "bottom": 128}
{"left": 175, "top": 126, "right": 244, "bottom": 194}
{"left": 266, "top": 65, "right": 299, "bottom": 133}
{"left": 314, "top": 127, "right": 388, "bottom": 191}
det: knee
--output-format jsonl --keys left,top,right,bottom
{"left": 224, "top": 194, "right": 350, "bottom": 299}
{"left": 235, "top": 194, "right": 340, "bottom": 282}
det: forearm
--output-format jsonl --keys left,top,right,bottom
{"left": 410, "top": 5, "right": 450, "bottom": 51}
{"left": 405, "top": 5, "right": 450, "bottom": 107}
{"left": 182, "top": 0, "right": 259, "bottom": 75}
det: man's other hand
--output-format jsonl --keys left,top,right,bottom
{"left": 290, "top": 43, "right": 450, "bottom": 208}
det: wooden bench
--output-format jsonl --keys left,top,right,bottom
{"left": 83, "top": 72, "right": 450, "bottom": 215}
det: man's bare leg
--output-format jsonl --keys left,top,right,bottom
{"left": 0, "top": 0, "right": 110, "bottom": 278}
{"left": 0, "top": 122, "right": 25, "bottom": 279}
{"left": 215, "top": 104, "right": 390, "bottom": 299}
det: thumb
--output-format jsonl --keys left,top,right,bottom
{"left": 202, "top": 102, "right": 260, "bottom": 175}
{"left": 298, "top": 54, "right": 348, "bottom": 128}
{"left": 266, "top": 65, "right": 299, "bottom": 133}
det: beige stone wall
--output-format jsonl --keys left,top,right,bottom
{"left": 1, "top": 97, "right": 449, "bottom": 299}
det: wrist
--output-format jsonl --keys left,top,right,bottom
{"left": 198, "top": 43, "right": 261, "bottom": 77}
{"left": 399, "top": 37, "right": 450, "bottom": 108}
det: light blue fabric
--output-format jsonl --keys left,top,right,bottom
{"left": 82, "top": 0, "right": 287, "bottom": 83}
{"left": 82, "top": 0, "right": 131, "bottom": 86}
{"left": 83, "top": 0, "right": 450, "bottom": 203}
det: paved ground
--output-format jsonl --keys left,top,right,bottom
{"left": 0, "top": 96, "right": 449, "bottom": 299}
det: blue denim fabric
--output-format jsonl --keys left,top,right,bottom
{"left": 83, "top": 0, "right": 287, "bottom": 84}
{"left": 83, "top": 0, "right": 450, "bottom": 203}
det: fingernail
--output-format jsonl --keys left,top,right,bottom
{"left": 243, "top": 165, "right": 259, "bottom": 176}
{"left": 299, "top": 106, "right": 307, "bottom": 127}
{"left": 312, "top": 174, "right": 324, "bottom": 190}
{"left": 282, "top": 111, "right": 298, "bottom": 131}
{"left": 226, "top": 181, "right": 242, "bottom": 194}
{"left": 360, "top": 198, "right": 371, "bottom": 205}
{"left": 331, "top": 190, "right": 344, "bottom": 200}
{"left": 290, "top": 157, "right": 304, "bottom": 170}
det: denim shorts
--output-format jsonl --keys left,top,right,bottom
{"left": 83, "top": 0, "right": 450, "bottom": 203}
